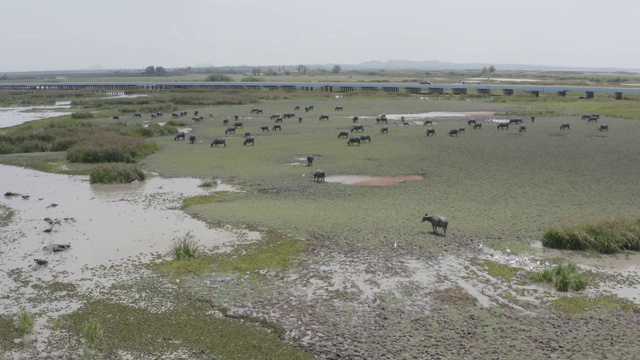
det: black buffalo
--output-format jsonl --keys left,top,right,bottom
{"left": 426, "top": 128, "right": 436, "bottom": 136}
{"left": 313, "top": 169, "right": 325, "bottom": 182}
{"left": 243, "top": 137, "right": 255, "bottom": 146}
{"left": 360, "top": 135, "right": 371, "bottom": 143}
{"left": 134, "top": 113, "right": 141, "bottom": 118}
{"left": 335, "top": 106, "right": 344, "bottom": 111}
{"left": 352, "top": 116, "right": 359, "bottom": 123}
{"left": 211, "top": 138, "right": 226, "bottom": 147}
{"left": 497, "top": 122, "right": 509, "bottom": 130}
{"left": 468, "top": 119, "right": 476, "bottom": 126}
{"left": 351, "top": 125, "right": 364, "bottom": 132}
{"left": 189, "top": 135, "right": 196, "bottom": 144}
{"left": 473, "top": 123, "right": 482, "bottom": 129}
{"left": 319, "top": 114, "right": 329, "bottom": 121}
{"left": 338, "top": 131, "right": 349, "bottom": 139}
{"left": 599, "top": 124, "right": 609, "bottom": 131}
{"left": 449, "top": 129, "right": 458, "bottom": 137}
{"left": 272, "top": 124, "right": 282, "bottom": 131}
{"left": 112, "top": 115, "right": 120, "bottom": 120}
{"left": 423, "top": 120, "right": 433, "bottom": 126}
{"left": 233, "top": 122, "right": 243, "bottom": 129}
{"left": 347, "top": 137, "right": 361, "bottom": 146}
{"left": 225, "top": 127, "right": 236, "bottom": 134}
{"left": 422, "top": 213, "right": 449, "bottom": 236}
{"left": 260, "top": 126, "right": 270, "bottom": 132}
{"left": 560, "top": 123, "right": 570, "bottom": 130}
{"left": 380, "top": 126, "right": 388, "bottom": 134}
{"left": 519, "top": 125, "right": 527, "bottom": 132}
{"left": 306, "top": 155, "right": 314, "bottom": 167}
{"left": 175, "top": 132, "right": 186, "bottom": 141}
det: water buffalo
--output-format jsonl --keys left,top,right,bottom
{"left": 306, "top": 155, "right": 314, "bottom": 167}
{"left": 423, "top": 120, "right": 433, "bottom": 126}
{"left": 422, "top": 213, "right": 449, "bottom": 236}
{"left": 112, "top": 115, "right": 120, "bottom": 120}
{"left": 449, "top": 129, "right": 458, "bottom": 137}
{"left": 260, "top": 126, "right": 270, "bottom": 132}
{"left": 189, "top": 135, "right": 196, "bottom": 144}
{"left": 243, "top": 137, "right": 255, "bottom": 146}
{"left": 560, "top": 123, "right": 570, "bottom": 130}
{"left": 223, "top": 118, "right": 229, "bottom": 125}
{"left": 587, "top": 116, "right": 598, "bottom": 123}
{"left": 581, "top": 114, "right": 591, "bottom": 120}
{"left": 360, "top": 135, "right": 371, "bottom": 143}
{"left": 272, "top": 124, "right": 282, "bottom": 131}
{"left": 298, "top": 117, "right": 303, "bottom": 123}
{"left": 519, "top": 125, "right": 527, "bottom": 132}
{"left": 531, "top": 116, "right": 535, "bottom": 122}
{"left": 599, "top": 124, "right": 609, "bottom": 131}
{"left": 458, "top": 128, "right": 465, "bottom": 134}
{"left": 151, "top": 114, "right": 157, "bottom": 119}
{"left": 270, "top": 114, "right": 281, "bottom": 120}
{"left": 473, "top": 123, "right": 482, "bottom": 129}
{"left": 426, "top": 128, "right": 436, "bottom": 136}
{"left": 351, "top": 125, "right": 364, "bottom": 132}
{"left": 194, "top": 111, "right": 199, "bottom": 116}
{"left": 497, "top": 123, "right": 509, "bottom": 130}
{"left": 244, "top": 132, "right": 251, "bottom": 138}
{"left": 233, "top": 122, "right": 243, "bottom": 129}
{"left": 380, "top": 126, "right": 388, "bottom": 134}
{"left": 134, "top": 113, "right": 141, "bottom": 118}
{"left": 352, "top": 116, "right": 359, "bottom": 123}
{"left": 225, "top": 127, "right": 236, "bottom": 134}
{"left": 250, "top": 108, "right": 263, "bottom": 114}
{"left": 319, "top": 114, "right": 329, "bottom": 121}
{"left": 313, "top": 169, "right": 325, "bottom": 182}
{"left": 376, "top": 115, "right": 388, "bottom": 124}
{"left": 468, "top": 119, "right": 476, "bottom": 126}
{"left": 211, "top": 138, "right": 226, "bottom": 147}
{"left": 347, "top": 137, "right": 361, "bottom": 146}
{"left": 335, "top": 106, "right": 344, "bottom": 111}
{"left": 294, "top": 106, "right": 300, "bottom": 111}
{"left": 180, "top": 111, "right": 188, "bottom": 116}
{"left": 338, "top": 131, "right": 349, "bottom": 139}
{"left": 234, "top": 114, "right": 239, "bottom": 121}
{"left": 283, "top": 113, "right": 295, "bottom": 119}
{"left": 172, "top": 113, "right": 179, "bottom": 118}
{"left": 156, "top": 112, "right": 163, "bottom": 117}
{"left": 509, "top": 118, "right": 523, "bottom": 125}
{"left": 174, "top": 132, "right": 186, "bottom": 141}
{"left": 274, "top": 117, "right": 283, "bottom": 123}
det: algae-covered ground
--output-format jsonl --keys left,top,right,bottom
{"left": 3, "top": 94, "right": 640, "bottom": 359}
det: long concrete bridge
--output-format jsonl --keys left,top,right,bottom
{"left": 2, "top": 81, "right": 640, "bottom": 99}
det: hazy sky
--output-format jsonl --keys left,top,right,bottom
{"left": 2, "top": 0, "right": 639, "bottom": 72}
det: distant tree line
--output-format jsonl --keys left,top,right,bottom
{"left": 143, "top": 66, "right": 167, "bottom": 76}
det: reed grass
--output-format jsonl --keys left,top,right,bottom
{"left": 542, "top": 217, "right": 640, "bottom": 254}
{"left": 530, "top": 262, "right": 588, "bottom": 291}
{"left": 15, "top": 308, "right": 35, "bottom": 336}
{"left": 170, "top": 232, "right": 201, "bottom": 260}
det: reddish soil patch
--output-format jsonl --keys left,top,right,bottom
{"left": 325, "top": 175, "right": 423, "bottom": 186}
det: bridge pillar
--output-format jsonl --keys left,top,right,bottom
{"left": 585, "top": 91, "right": 594, "bottom": 99}
{"left": 530, "top": 91, "right": 539, "bottom": 97}
{"left": 339, "top": 86, "right": 354, "bottom": 93}
{"left": 477, "top": 89, "right": 491, "bottom": 96}
{"left": 503, "top": 89, "right": 514, "bottom": 96}
{"left": 360, "top": 86, "right": 377, "bottom": 91}
{"left": 557, "top": 91, "right": 566, "bottom": 97}
{"left": 452, "top": 88, "right": 467, "bottom": 95}
{"left": 615, "top": 92, "right": 622, "bottom": 100}
{"left": 382, "top": 87, "right": 399, "bottom": 93}
{"left": 405, "top": 87, "right": 421, "bottom": 94}
{"left": 427, "top": 88, "right": 443, "bottom": 95}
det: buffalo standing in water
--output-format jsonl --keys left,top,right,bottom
{"left": 422, "top": 213, "right": 448, "bottom": 236}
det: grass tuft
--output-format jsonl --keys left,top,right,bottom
{"left": 84, "top": 319, "right": 103, "bottom": 349}
{"left": 199, "top": 179, "right": 218, "bottom": 187}
{"left": 530, "top": 262, "right": 588, "bottom": 291}
{"left": 15, "top": 308, "right": 35, "bottom": 336}
{"left": 170, "top": 232, "right": 201, "bottom": 260}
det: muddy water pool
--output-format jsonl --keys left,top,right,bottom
{"left": 0, "top": 103, "right": 72, "bottom": 128}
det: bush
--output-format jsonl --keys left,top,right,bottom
{"left": 15, "top": 308, "right": 35, "bottom": 335}
{"left": 205, "top": 74, "right": 233, "bottom": 82}
{"left": 241, "top": 76, "right": 264, "bottom": 82}
{"left": 71, "top": 112, "right": 94, "bottom": 119}
{"left": 542, "top": 217, "right": 640, "bottom": 254}
{"left": 89, "top": 163, "right": 146, "bottom": 184}
{"left": 530, "top": 262, "right": 588, "bottom": 291}
{"left": 67, "top": 133, "right": 158, "bottom": 163}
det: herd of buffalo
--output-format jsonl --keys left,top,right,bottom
{"left": 119, "top": 105, "right": 613, "bottom": 237}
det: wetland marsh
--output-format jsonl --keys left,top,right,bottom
{"left": 2, "top": 88, "right": 640, "bottom": 359}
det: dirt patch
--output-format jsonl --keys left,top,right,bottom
{"left": 325, "top": 175, "right": 423, "bottom": 186}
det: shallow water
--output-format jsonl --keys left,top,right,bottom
{"left": 0, "top": 104, "right": 72, "bottom": 128}
{"left": 324, "top": 175, "right": 423, "bottom": 186}
{"left": 0, "top": 165, "right": 259, "bottom": 303}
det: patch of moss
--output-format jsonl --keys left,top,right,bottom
{"left": 148, "top": 230, "right": 310, "bottom": 277}
{"left": 433, "top": 286, "right": 477, "bottom": 307}
{"left": 59, "top": 299, "right": 313, "bottom": 359}
{"left": 552, "top": 295, "right": 640, "bottom": 314}
{"left": 482, "top": 259, "right": 522, "bottom": 282}
{"left": 0, "top": 204, "right": 15, "bottom": 228}
{"left": 0, "top": 315, "right": 21, "bottom": 351}
{"left": 181, "top": 191, "right": 237, "bottom": 208}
